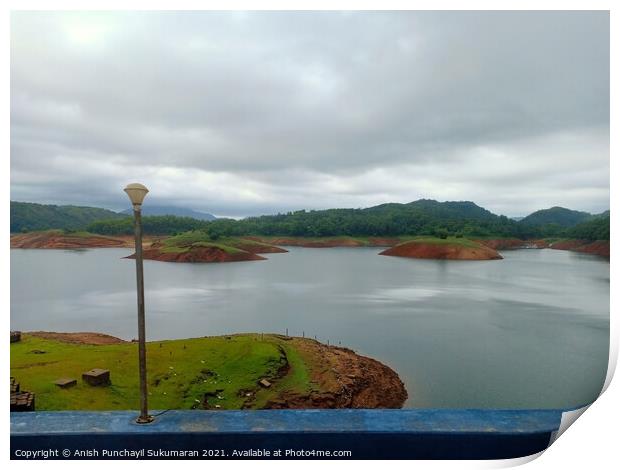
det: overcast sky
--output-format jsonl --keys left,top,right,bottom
{"left": 10, "top": 11, "right": 609, "bottom": 218}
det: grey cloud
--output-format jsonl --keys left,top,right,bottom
{"left": 10, "top": 11, "right": 609, "bottom": 217}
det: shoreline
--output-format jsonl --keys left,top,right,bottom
{"left": 10, "top": 231, "right": 609, "bottom": 259}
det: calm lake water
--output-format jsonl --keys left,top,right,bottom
{"left": 11, "top": 247, "right": 609, "bottom": 409}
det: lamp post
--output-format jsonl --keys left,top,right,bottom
{"left": 124, "top": 183, "right": 153, "bottom": 424}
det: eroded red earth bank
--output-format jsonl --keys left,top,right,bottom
{"left": 10, "top": 231, "right": 135, "bottom": 249}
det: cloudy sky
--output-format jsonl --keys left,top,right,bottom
{"left": 10, "top": 11, "right": 609, "bottom": 218}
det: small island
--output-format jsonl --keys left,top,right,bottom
{"left": 126, "top": 231, "right": 287, "bottom": 263}
{"left": 10, "top": 332, "right": 407, "bottom": 410}
{"left": 379, "top": 237, "right": 503, "bottom": 260}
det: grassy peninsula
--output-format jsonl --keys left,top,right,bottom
{"left": 11, "top": 333, "right": 407, "bottom": 411}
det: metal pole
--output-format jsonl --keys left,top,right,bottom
{"left": 133, "top": 208, "right": 152, "bottom": 424}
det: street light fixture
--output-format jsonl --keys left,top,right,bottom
{"left": 124, "top": 183, "right": 153, "bottom": 424}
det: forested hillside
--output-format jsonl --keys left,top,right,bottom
{"left": 567, "top": 215, "right": 610, "bottom": 241}
{"left": 13, "top": 199, "right": 610, "bottom": 241}
{"left": 10, "top": 201, "right": 126, "bottom": 233}
{"left": 203, "top": 200, "right": 533, "bottom": 239}
{"left": 88, "top": 200, "right": 538, "bottom": 238}
{"left": 519, "top": 207, "right": 593, "bottom": 227}
{"left": 86, "top": 215, "right": 210, "bottom": 235}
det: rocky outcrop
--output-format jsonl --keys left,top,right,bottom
{"left": 379, "top": 240, "right": 503, "bottom": 260}
{"left": 262, "top": 337, "right": 407, "bottom": 409}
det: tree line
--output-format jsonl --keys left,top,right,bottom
{"left": 12, "top": 199, "right": 609, "bottom": 241}
{"left": 83, "top": 202, "right": 610, "bottom": 241}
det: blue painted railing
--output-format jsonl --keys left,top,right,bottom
{"left": 11, "top": 409, "right": 564, "bottom": 460}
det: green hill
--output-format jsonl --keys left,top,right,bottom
{"left": 10, "top": 201, "right": 126, "bottom": 233}
{"left": 203, "top": 199, "right": 528, "bottom": 239}
{"left": 519, "top": 207, "right": 593, "bottom": 227}
{"left": 405, "top": 199, "right": 498, "bottom": 220}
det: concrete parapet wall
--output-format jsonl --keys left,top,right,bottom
{"left": 11, "top": 409, "right": 563, "bottom": 460}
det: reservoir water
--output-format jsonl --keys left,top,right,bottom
{"left": 10, "top": 247, "right": 609, "bottom": 409}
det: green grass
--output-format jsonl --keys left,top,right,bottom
{"left": 251, "top": 339, "right": 312, "bottom": 408}
{"left": 10, "top": 334, "right": 311, "bottom": 411}
{"left": 161, "top": 230, "right": 210, "bottom": 247}
{"left": 159, "top": 231, "right": 252, "bottom": 255}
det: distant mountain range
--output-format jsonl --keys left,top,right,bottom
{"left": 10, "top": 200, "right": 609, "bottom": 242}
{"left": 120, "top": 205, "right": 216, "bottom": 221}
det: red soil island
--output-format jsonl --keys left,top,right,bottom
{"left": 380, "top": 238, "right": 503, "bottom": 260}
{"left": 10, "top": 230, "right": 136, "bottom": 249}
{"left": 127, "top": 240, "right": 266, "bottom": 263}
{"left": 124, "top": 231, "right": 290, "bottom": 263}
